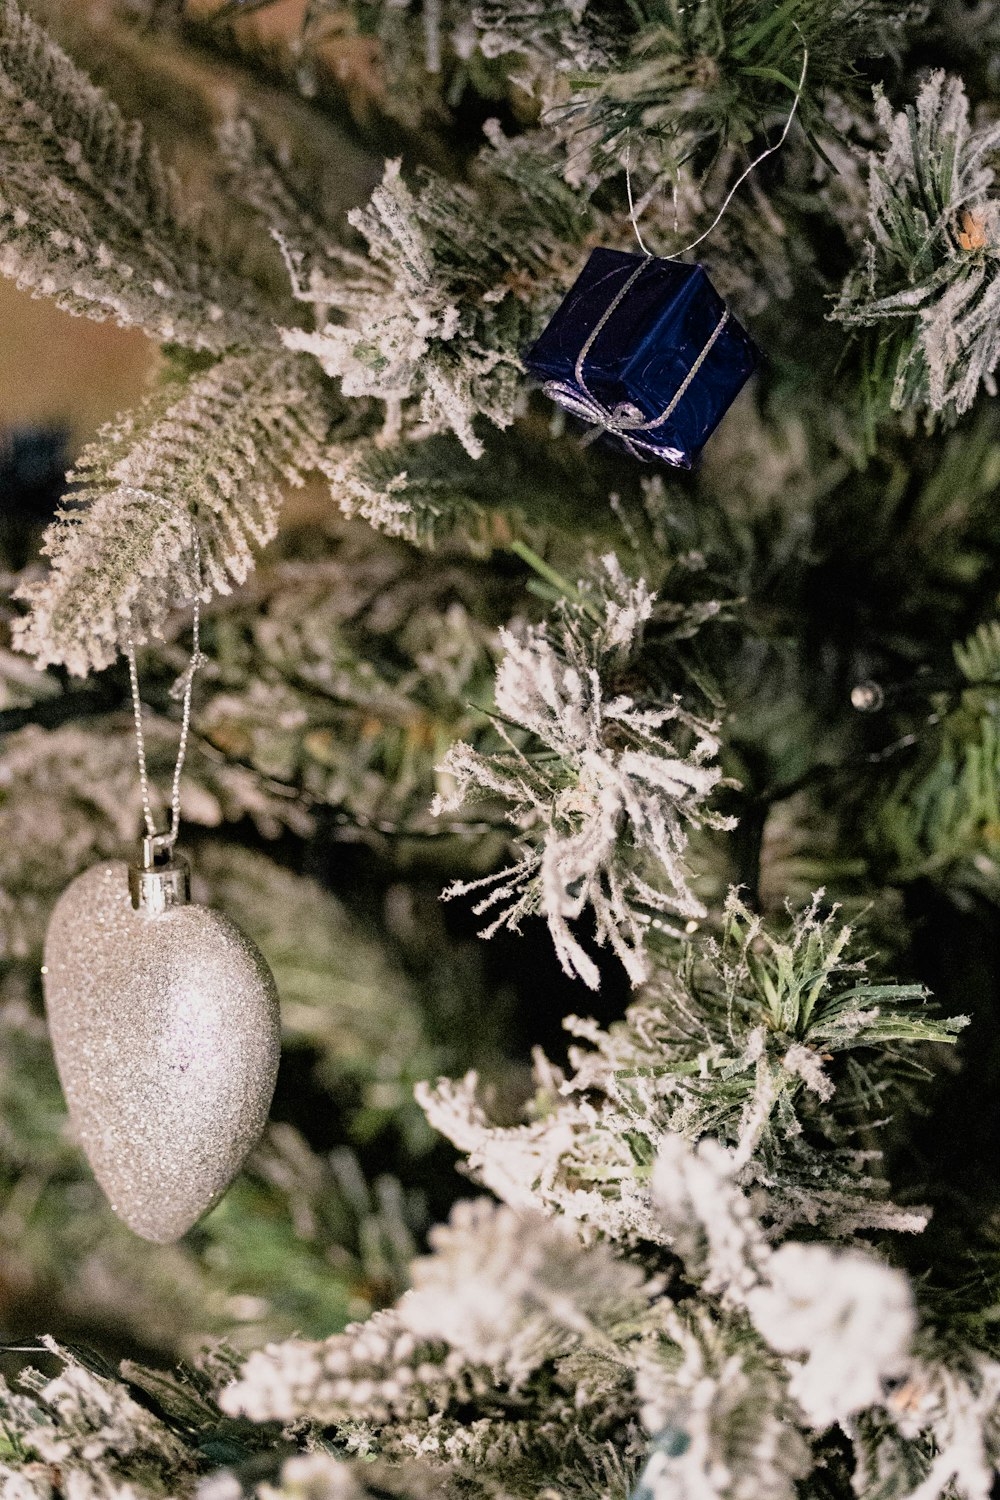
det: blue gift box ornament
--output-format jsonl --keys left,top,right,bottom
{"left": 523, "top": 248, "right": 759, "bottom": 467}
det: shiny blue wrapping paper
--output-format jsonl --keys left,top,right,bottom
{"left": 523, "top": 247, "right": 759, "bottom": 467}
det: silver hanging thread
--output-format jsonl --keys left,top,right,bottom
{"left": 124, "top": 523, "right": 204, "bottom": 855}
{"left": 626, "top": 38, "right": 810, "bottom": 260}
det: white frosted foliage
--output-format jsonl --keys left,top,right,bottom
{"left": 746, "top": 1242, "right": 916, "bottom": 1428}
{"left": 14, "top": 352, "right": 335, "bottom": 674}
{"left": 435, "top": 557, "right": 733, "bottom": 987}
{"left": 0, "top": 0, "right": 279, "bottom": 348}
{"left": 834, "top": 72, "right": 1000, "bottom": 414}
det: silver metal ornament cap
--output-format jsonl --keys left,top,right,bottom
{"left": 128, "top": 834, "right": 191, "bottom": 915}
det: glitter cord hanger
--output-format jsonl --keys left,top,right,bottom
{"left": 124, "top": 522, "right": 203, "bottom": 851}
{"left": 625, "top": 36, "right": 810, "bottom": 260}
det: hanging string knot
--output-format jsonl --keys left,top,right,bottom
{"left": 169, "top": 650, "right": 209, "bottom": 702}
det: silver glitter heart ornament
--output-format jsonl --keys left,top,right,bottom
{"left": 43, "top": 853, "right": 280, "bottom": 1243}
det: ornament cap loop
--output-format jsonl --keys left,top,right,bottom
{"left": 129, "top": 835, "right": 191, "bottom": 915}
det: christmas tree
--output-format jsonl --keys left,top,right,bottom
{"left": 2, "top": 1, "right": 1000, "bottom": 1496}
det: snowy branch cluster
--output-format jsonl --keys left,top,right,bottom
{"left": 834, "top": 72, "right": 1000, "bottom": 416}
{"left": 419, "top": 889, "right": 963, "bottom": 1241}
{"left": 435, "top": 556, "right": 733, "bottom": 987}
{"left": 191, "top": 1129, "right": 997, "bottom": 1500}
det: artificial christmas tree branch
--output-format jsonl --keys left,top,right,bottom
{"left": 0, "top": 0, "right": 999, "bottom": 1496}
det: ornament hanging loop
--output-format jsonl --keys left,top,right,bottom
{"left": 124, "top": 518, "right": 202, "bottom": 907}
{"left": 124, "top": 516, "right": 202, "bottom": 852}
{"left": 129, "top": 834, "right": 191, "bottom": 915}
{"left": 625, "top": 33, "right": 809, "bottom": 261}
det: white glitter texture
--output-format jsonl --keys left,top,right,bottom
{"left": 43, "top": 860, "right": 280, "bottom": 1243}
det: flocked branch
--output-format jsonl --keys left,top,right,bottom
{"left": 833, "top": 72, "right": 1000, "bottom": 416}
{"left": 0, "top": 0, "right": 286, "bottom": 348}
{"left": 434, "top": 555, "right": 734, "bottom": 988}
{"left": 14, "top": 350, "right": 338, "bottom": 674}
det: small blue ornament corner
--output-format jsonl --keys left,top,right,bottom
{"left": 523, "top": 247, "right": 759, "bottom": 467}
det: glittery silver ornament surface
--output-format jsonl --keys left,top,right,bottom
{"left": 43, "top": 861, "right": 280, "bottom": 1243}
